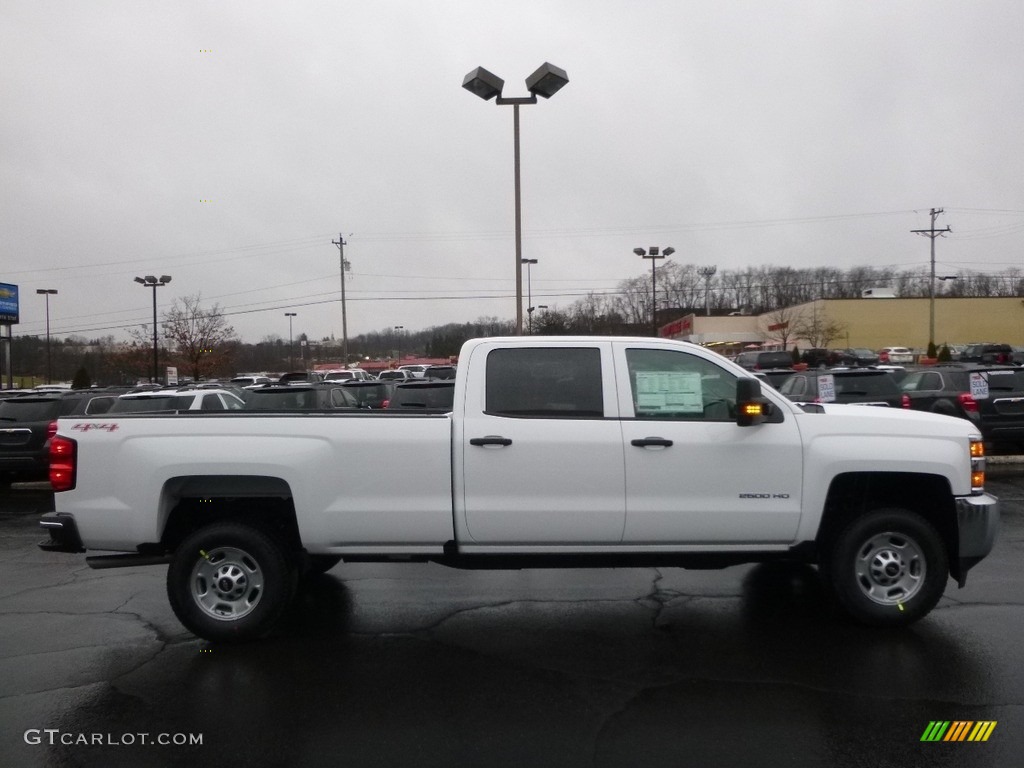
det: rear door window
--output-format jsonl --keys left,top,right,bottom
{"left": 485, "top": 348, "right": 603, "bottom": 417}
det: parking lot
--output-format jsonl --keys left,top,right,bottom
{"left": 1, "top": 468, "right": 1022, "bottom": 768}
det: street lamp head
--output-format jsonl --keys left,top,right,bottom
{"left": 462, "top": 66, "right": 504, "bottom": 101}
{"left": 134, "top": 277, "right": 146, "bottom": 284}
{"left": 662, "top": 247, "right": 676, "bottom": 257}
{"left": 285, "top": 312, "right": 297, "bottom": 317}
{"left": 521, "top": 258, "right": 538, "bottom": 265}
{"left": 633, "top": 248, "right": 646, "bottom": 257}
{"left": 36, "top": 288, "right": 58, "bottom": 295}
{"left": 159, "top": 275, "right": 172, "bottom": 285}
{"left": 525, "top": 63, "right": 569, "bottom": 99}
{"left": 144, "top": 275, "right": 157, "bottom": 283}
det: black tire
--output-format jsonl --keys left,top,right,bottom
{"left": 306, "top": 554, "right": 343, "bottom": 575}
{"left": 167, "top": 522, "right": 296, "bottom": 642}
{"left": 825, "top": 508, "right": 948, "bottom": 627}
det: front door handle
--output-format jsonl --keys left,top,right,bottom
{"left": 630, "top": 437, "right": 673, "bottom": 448}
{"left": 470, "top": 436, "right": 513, "bottom": 447}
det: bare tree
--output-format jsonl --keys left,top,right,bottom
{"left": 162, "top": 293, "right": 238, "bottom": 381}
{"left": 761, "top": 305, "right": 803, "bottom": 350}
{"left": 793, "top": 309, "right": 847, "bottom": 349}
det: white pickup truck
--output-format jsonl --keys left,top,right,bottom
{"left": 39, "top": 337, "right": 999, "bottom": 641}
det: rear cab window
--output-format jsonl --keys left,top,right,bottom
{"left": 484, "top": 347, "right": 604, "bottom": 418}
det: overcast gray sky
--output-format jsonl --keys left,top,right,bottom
{"left": 3, "top": 0, "right": 1023, "bottom": 345}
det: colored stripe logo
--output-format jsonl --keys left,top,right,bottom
{"left": 921, "top": 721, "right": 997, "bottom": 742}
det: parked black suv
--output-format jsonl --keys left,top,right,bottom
{"left": 958, "top": 344, "right": 1015, "bottom": 365}
{"left": 900, "top": 364, "right": 1024, "bottom": 449}
{"left": 734, "top": 350, "right": 794, "bottom": 371}
{"left": 243, "top": 383, "right": 358, "bottom": 411}
{"left": 777, "top": 368, "right": 907, "bottom": 408}
{"left": 0, "top": 389, "right": 127, "bottom": 484}
{"left": 386, "top": 380, "right": 455, "bottom": 411}
{"left": 340, "top": 380, "right": 397, "bottom": 409}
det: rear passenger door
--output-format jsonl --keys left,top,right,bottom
{"left": 457, "top": 342, "right": 626, "bottom": 545}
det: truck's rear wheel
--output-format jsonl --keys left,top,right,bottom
{"left": 167, "top": 522, "right": 295, "bottom": 642}
{"left": 826, "top": 508, "right": 948, "bottom": 627}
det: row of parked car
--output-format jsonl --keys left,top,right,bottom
{"left": 736, "top": 343, "right": 1023, "bottom": 371}
{"left": 0, "top": 375, "right": 458, "bottom": 485}
{"left": 756, "top": 362, "right": 1024, "bottom": 453}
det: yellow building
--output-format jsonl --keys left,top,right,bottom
{"left": 662, "top": 297, "right": 1024, "bottom": 354}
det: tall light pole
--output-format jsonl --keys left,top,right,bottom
{"left": 698, "top": 265, "right": 717, "bottom": 317}
{"left": 285, "top": 312, "right": 297, "bottom": 369}
{"left": 634, "top": 247, "right": 674, "bottom": 336}
{"left": 134, "top": 275, "right": 171, "bottom": 384}
{"left": 394, "top": 325, "right": 404, "bottom": 368}
{"left": 36, "top": 289, "right": 57, "bottom": 384}
{"left": 521, "top": 258, "right": 538, "bottom": 333}
{"left": 463, "top": 63, "right": 569, "bottom": 335}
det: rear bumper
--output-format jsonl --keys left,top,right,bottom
{"left": 38, "top": 512, "right": 85, "bottom": 553}
{"left": 954, "top": 493, "right": 999, "bottom": 586}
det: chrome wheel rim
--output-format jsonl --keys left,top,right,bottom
{"left": 854, "top": 531, "right": 926, "bottom": 606}
{"left": 190, "top": 546, "right": 264, "bottom": 621}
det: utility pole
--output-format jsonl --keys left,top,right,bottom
{"left": 332, "top": 234, "right": 350, "bottom": 366}
{"left": 912, "top": 209, "right": 951, "bottom": 348}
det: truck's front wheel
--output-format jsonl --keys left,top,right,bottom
{"left": 826, "top": 508, "right": 948, "bottom": 627}
{"left": 167, "top": 522, "right": 295, "bottom": 642}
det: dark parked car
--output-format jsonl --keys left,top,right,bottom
{"left": 828, "top": 348, "right": 880, "bottom": 367}
{"left": 752, "top": 369, "right": 797, "bottom": 390}
{"left": 0, "top": 389, "right": 127, "bottom": 484}
{"left": 277, "top": 371, "right": 326, "bottom": 385}
{"left": 422, "top": 365, "right": 458, "bottom": 380}
{"left": 386, "top": 380, "right": 455, "bottom": 411}
{"left": 340, "top": 380, "right": 397, "bottom": 409}
{"left": 733, "top": 350, "right": 794, "bottom": 371}
{"left": 799, "top": 348, "right": 832, "bottom": 368}
{"left": 958, "top": 343, "right": 1015, "bottom": 365}
{"left": 243, "top": 383, "right": 358, "bottom": 411}
{"left": 777, "top": 368, "right": 907, "bottom": 408}
{"left": 900, "top": 364, "right": 1024, "bottom": 449}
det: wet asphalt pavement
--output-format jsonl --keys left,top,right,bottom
{"left": 1, "top": 470, "right": 1022, "bottom": 768}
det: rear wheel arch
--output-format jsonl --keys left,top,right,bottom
{"left": 159, "top": 476, "right": 301, "bottom": 556}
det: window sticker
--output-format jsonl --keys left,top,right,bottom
{"left": 817, "top": 374, "right": 836, "bottom": 403}
{"left": 969, "top": 372, "right": 989, "bottom": 400}
{"left": 635, "top": 371, "right": 703, "bottom": 413}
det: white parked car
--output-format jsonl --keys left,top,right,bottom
{"left": 878, "top": 346, "right": 914, "bottom": 364}
{"left": 323, "top": 369, "right": 373, "bottom": 382}
{"left": 108, "top": 388, "right": 245, "bottom": 413}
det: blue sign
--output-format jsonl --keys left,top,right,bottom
{"left": 0, "top": 283, "right": 18, "bottom": 324}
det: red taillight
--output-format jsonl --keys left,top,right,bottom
{"left": 47, "top": 420, "right": 58, "bottom": 440}
{"left": 958, "top": 392, "right": 979, "bottom": 413}
{"left": 49, "top": 435, "right": 77, "bottom": 492}
{"left": 381, "top": 399, "right": 390, "bottom": 408}
{"left": 901, "top": 394, "right": 911, "bottom": 409}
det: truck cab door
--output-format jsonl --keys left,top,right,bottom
{"left": 613, "top": 342, "right": 803, "bottom": 545}
{"left": 455, "top": 341, "right": 626, "bottom": 545}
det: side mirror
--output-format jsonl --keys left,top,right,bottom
{"left": 736, "top": 378, "right": 770, "bottom": 427}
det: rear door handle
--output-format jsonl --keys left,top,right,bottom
{"left": 630, "top": 437, "right": 673, "bottom": 448}
{"left": 470, "top": 436, "right": 513, "bottom": 447}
